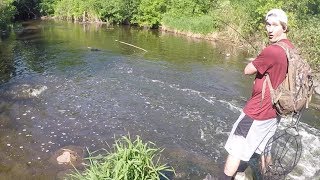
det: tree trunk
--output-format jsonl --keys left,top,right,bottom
{"left": 83, "top": 11, "right": 86, "bottom": 22}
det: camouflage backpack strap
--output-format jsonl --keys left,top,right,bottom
{"left": 262, "top": 74, "right": 277, "bottom": 104}
{"left": 261, "top": 41, "right": 290, "bottom": 107}
{"left": 261, "top": 74, "right": 272, "bottom": 107}
{"left": 274, "top": 41, "right": 294, "bottom": 93}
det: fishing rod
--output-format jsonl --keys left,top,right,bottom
{"left": 216, "top": 18, "right": 258, "bottom": 52}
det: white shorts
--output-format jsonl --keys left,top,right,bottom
{"left": 224, "top": 112, "right": 279, "bottom": 161}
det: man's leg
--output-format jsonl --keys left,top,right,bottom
{"left": 223, "top": 114, "right": 278, "bottom": 179}
{"left": 261, "top": 155, "right": 272, "bottom": 173}
{"left": 222, "top": 112, "right": 246, "bottom": 179}
{"left": 255, "top": 119, "right": 278, "bottom": 173}
{"left": 223, "top": 154, "right": 241, "bottom": 179}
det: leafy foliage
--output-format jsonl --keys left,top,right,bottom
{"left": 165, "top": 0, "right": 216, "bottom": 17}
{"left": 0, "top": 0, "right": 16, "bottom": 30}
{"left": 132, "top": 0, "right": 167, "bottom": 28}
{"left": 290, "top": 16, "right": 320, "bottom": 70}
{"left": 38, "top": 0, "right": 55, "bottom": 15}
{"left": 68, "top": 135, "right": 174, "bottom": 180}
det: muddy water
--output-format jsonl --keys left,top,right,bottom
{"left": 0, "top": 20, "right": 319, "bottom": 180}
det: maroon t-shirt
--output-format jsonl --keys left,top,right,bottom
{"left": 243, "top": 39, "right": 294, "bottom": 120}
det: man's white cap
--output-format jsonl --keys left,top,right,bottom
{"left": 265, "top": 9, "right": 288, "bottom": 24}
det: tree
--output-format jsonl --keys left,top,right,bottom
{"left": 13, "top": 0, "right": 41, "bottom": 20}
{"left": 132, "top": 0, "right": 167, "bottom": 28}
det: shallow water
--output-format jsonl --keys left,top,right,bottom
{"left": 0, "top": 20, "right": 319, "bottom": 179}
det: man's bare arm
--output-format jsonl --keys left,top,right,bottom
{"left": 244, "top": 62, "right": 257, "bottom": 75}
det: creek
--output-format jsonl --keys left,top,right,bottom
{"left": 0, "top": 20, "right": 319, "bottom": 179}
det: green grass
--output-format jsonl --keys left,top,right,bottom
{"left": 67, "top": 135, "right": 174, "bottom": 180}
{"left": 162, "top": 15, "right": 219, "bottom": 35}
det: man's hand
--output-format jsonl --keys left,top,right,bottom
{"left": 244, "top": 62, "right": 257, "bottom": 75}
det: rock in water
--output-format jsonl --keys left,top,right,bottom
{"left": 6, "top": 84, "right": 48, "bottom": 99}
{"left": 87, "top": 47, "right": 101, "bottom": 51}
{"left": 50, "top": 145, "right": 85, "bottom": 169}
{"left": 57, "top": 151, "right": 71, "bottom": 164}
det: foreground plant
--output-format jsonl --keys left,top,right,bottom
{"left": 68, "top": 135, "right": 174, "bottom": 180}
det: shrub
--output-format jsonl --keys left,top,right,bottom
{"left": 132, "top": 0, "right": 168, "bottom": 28}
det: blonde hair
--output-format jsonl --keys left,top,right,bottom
{"left": 280, "top": 21, "right": 289, "bottom": 33}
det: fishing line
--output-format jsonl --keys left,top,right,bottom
{"left": 216, "top": 18, "right": 258, "bottom": 52}
{"left": 115, "top": 40, "right": 148, "bottom": 52}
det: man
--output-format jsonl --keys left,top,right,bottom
{"left": 222, "top": 9, "right": 295, "bottom": 179}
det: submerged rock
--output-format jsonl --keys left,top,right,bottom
{"left": 57, "top": 151, "right": 72, "bottom": 164}
{"left": 6, "top": 84, "right": 47, "bottom": 99}
{"left": 87, "top": 47, "right": 101, "bottom": 51}
{"left": 202, "top": 173, "right": 216, "bottom": 180}
{"left": 234, "top": 167, "right": 254, "bottom": 180}
{"left": 50, "top": 145, "right": 85, "bottom": 168}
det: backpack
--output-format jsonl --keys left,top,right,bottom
{"left": 262, "top": 41, "right": 314, "bottom": 116}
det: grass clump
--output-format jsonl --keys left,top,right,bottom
{"left": 68, "top": 135, "right": 174, "bottom": 180}
{"left": 162, "top": 15, "right": 219, "bottom": 35}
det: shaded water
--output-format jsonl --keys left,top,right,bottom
{"left": 0, "top": 20, "right": 319, "bottom": 179}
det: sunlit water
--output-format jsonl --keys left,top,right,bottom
{"left": 0, "top": 20, "right": 319, "bottom": 179}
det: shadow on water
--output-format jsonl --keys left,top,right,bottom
{"left": 0, "top": 20, "right": 319, "bottom": 180}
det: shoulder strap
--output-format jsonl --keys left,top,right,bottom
{"left": 261, "top": 42, "right": 291, "bottom": 106}
{"left": 262, "top": 74, "right": 275, "bottom": 104}
{"left": 274, "top": 41, "right": 293, "bottom": 91}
